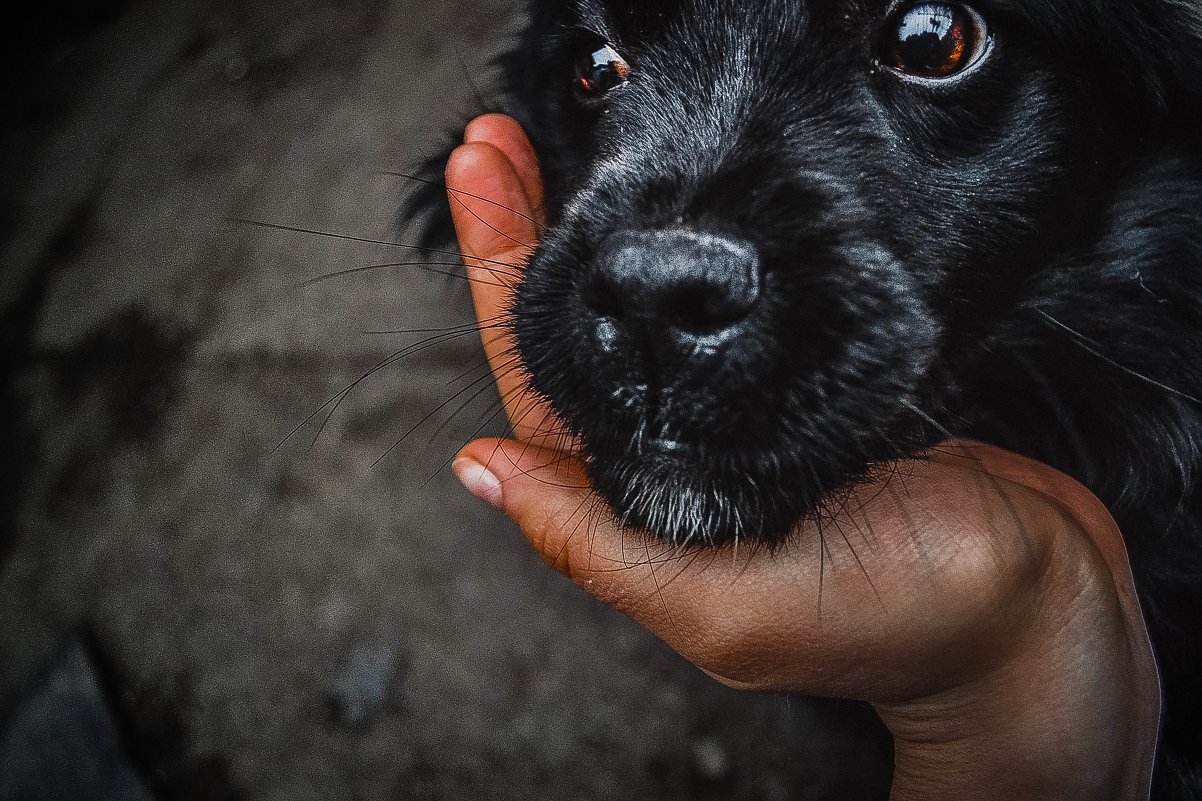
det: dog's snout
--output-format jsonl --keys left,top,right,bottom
{"left": 583, "top": 229, "right": 762, "bottom": 338}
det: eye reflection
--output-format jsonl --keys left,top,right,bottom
{"left": 882, "top": 2, "right": 987, "bottom": 80}
{"left": 577, "top": 44, "right": 630, "bottom": 97}
{"left": 899, "top": 5, "right": 959, "bottom": 43}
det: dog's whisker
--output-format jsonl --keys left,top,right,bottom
{"left": 381, "top": 171, "right": 547, "bottom": 232}
{"left": 297, "top": 260, "right": 512, "bottom": 290}
{"left": 1035, "top": 308, "right": 1201, "bottom": 405}
{"left": 232, "top": 218, "right": 525, "bottom": 270}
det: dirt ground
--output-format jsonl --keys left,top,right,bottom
{"left": 0, "top": 2, "right": 890, "bottom": 798}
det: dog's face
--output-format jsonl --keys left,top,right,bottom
{"left": 508, "top": 0, "right": 1200, "bottom": 545}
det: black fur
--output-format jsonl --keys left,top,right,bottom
{"left": 430, "top": 1, "right": 1202, "bottom": 796}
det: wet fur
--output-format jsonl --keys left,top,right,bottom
{"left": 419, "top": 1, "right": 1202, "bottom": 796}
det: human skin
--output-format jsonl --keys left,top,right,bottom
{"left": 445, "top": 113, "right": 1162, "bottom": 800}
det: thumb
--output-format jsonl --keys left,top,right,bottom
{"left": 453, "top": 438, "right": 594, "bottom": 575}
{"left": 452, "top": 439, "right": 695, "bottom": 630}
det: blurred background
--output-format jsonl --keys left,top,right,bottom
{"left": 0, "top": 1, "right": 890, "bottom": 798}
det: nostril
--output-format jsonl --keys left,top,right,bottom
{"left": 582, "top": 271, "right": 626, "bottom": 320}
{"left": 665, "top": 281, "right": 759, "bottom": 335}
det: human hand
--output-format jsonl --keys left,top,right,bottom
{"left": 446, "top": 114, "right": 1161, "bottom": 800}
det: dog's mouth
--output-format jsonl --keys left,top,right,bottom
{"left": 584, "top": 444, "right": 776, "bottom": 546}
{"left": 578, "top": 425, "right": 868, "bottom": 546}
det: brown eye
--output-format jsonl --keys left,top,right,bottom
{"left": 881, "top": 2, "right": 988, "bottom": 80}
{"left": 576, "top": 44, "right": 630, "bottom": 97}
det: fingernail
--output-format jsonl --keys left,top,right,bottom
{"left": 453, "top": 457, "right": 503, "bottom": 509}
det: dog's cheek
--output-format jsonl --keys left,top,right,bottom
{"left": 512, "top": 233, "right": 639, "bottom": 442}
{"left": 511, "top": 246, "right": 586, "bottom": 425}
{"left": 868, "top": 52, "right": 1119, "bottom": 293}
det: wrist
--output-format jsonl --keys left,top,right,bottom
{"left": 875, "top": 486, "right": 1160, "bottom": 800}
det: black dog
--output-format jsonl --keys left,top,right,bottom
{"left": 424, "top": 0, "right": 1202, "bottom": 796}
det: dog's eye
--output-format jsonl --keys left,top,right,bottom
{"left": 881, "top": 2, "right": 989, "bottom": 80}
{"left": 576, "top": 44, "right": 630, "bottom": 97}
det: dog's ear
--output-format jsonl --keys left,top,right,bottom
{"left": 1071, "top": 0, "right": 1202, "bottom": 112}
{"left": 1111, "top": 0, "right": 1202, "bottom": 111}
{"left": 1156, "top": 0, "right": 1202, "bottom": 109}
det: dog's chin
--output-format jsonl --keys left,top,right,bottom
{"left": 582, "top": 439, "right": 850, "bottom": 547}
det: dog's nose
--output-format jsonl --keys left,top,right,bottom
{"left": 583, "top": 229, "right": 762, "bottom": 338}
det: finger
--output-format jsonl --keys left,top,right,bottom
{"left": 451, "top": 437, "right": 875, "bottom": 693}
{"left": 446, "top": 140, "right": 537, "bottom": 278}
{"left": 446, "top": 141, "right": 561, "bottom": 443}
{"left": 463, "top": 114, "right": 545, "bottom": 220}
{"left": 452, "top": 438, "right": 710, "bottom": 630}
